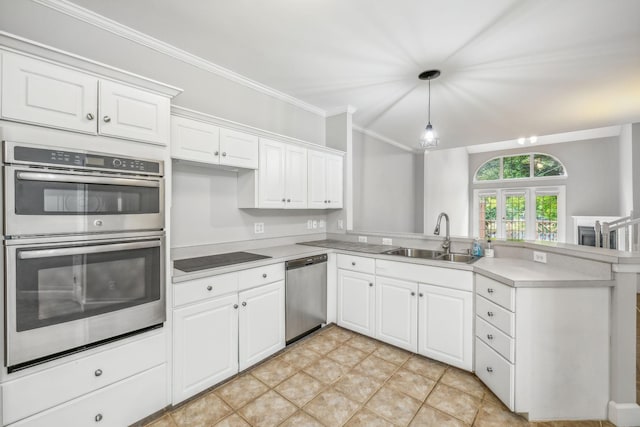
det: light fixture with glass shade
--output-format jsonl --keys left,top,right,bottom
{"left": 419, "top": 69, "right": 441, "bottom": 149}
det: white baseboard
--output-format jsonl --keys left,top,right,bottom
{"left": 608, "top": 401, "right": 640, "bottom": 426}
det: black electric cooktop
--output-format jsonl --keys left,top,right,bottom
{"left": 174, "top": 251, "right": 272, "bottom": 272}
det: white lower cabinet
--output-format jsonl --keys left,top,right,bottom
{"left": 375, "top": 277, "right": 418, "bottom": 352}
{"left": 418, "top": 283, "right": 473, "bottom": 371}
{"left": 337, "top": 269, "right": 375, "bottom": 337}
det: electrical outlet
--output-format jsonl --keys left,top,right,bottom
{"left": 307, "top": 219, "right": 313, "bottom": 230}
{"left": 312, "top": 220, "right": 318, "bottom": 229}
{"left": 533, "top": 251, "right": 547, "bottom": 263}
{"left": 254, "top": 222, "right": 264, "bottom": 234}
{"left": 382, "top": 238, "right": 393, "bottom": 245}
{"left": 358, "top": 236, "right": 367, "bottom": 243}
{"left": 319, "top": 220, "right": 326, "bottom": 228}
{"left": 337, "top": 219, "right": 344, "bottom": 230}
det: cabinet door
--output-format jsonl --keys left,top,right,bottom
{"left": 337, "top": 270, "right": 375, "bottom": 337}
{"left": 376, "top": 277, "right": 418, "bottom": 352}
{"left": 418, "top": 284, "right": 473, "bottom": 371}
{"left": 238, "top": 281, "right": 285, "bottom": 370}
{"left": 307, "top": 150, "right": 327, "bottom": 209}
{"left": 326, "top": 154, "right": 343, "bottom": 208}
{"left": 99, "top": 80, "right": 170, "bottom": 145}
{"left": 284, "top": 145, "right": 308, "bottom": 209}
{"left": 219, "top": 128, "right": 259, "bottom": 169}
{"left": 1, "top": 53, "right": 98, "bottom": 133}
{"left": 170, "top": 116, "right": 220, "bottom": 163}
{"left": 173, "top": 294, "right": 239, "bottom": 404}
{"left": 258, "top": 139, "right": 286, "bottom": 208}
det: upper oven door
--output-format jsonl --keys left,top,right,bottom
{"left": 5, "top": 166, "right": 164, "bottom": 237}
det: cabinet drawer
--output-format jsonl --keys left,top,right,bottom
{"left": 476, "top": 316, "right": 515, "bottom": 363}
{"left": 476, "top": 275, "right": 515, "bottom": 311}
{"left": 476, "top": 295, "right": 515, "bottom": 337}
{"left": 475, "top": 338, "right": 514, "bottom": 411}
{"left": 11, "top": 364, "right": 167, "bottom": 427}
{"left": 3, "top": 332, "right": 165, "bottom": 425}
{"left": 337, "top": 254, "right": 375, "bottom": 274}
{"left": 238, "top": 263, "right": 285, "bottom": 291}
{"left": 174, "top": 272, "right": 238, "bottom": 307}
{"left": 376, "top": 259, "right": 472, "bottom": 292}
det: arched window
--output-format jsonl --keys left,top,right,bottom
{"left": 474, "top": 153, "right": 567, "bottom": 182}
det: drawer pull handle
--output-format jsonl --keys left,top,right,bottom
{"left": 233, "top": 304, "right": 238, "bottom": 309}
{"left": 242, "top": 301, "right": 247, "bottom": 307}
{"left": 262, "top": 273, "right": 267, "bottom": 278}
{"left": 86, "top": 113, "right": 94, "bottom": 120}
{"left": 486, "top": 367, "right": 493, "bottom": 373}
{"left": 487, "top": 334, "right": 494, "bottom": 340}
{"left": 487, "top": 311, "right": 494, "bottom": 317}
{"left": 214, "top": 151, "right": 219, "bottom": 156}
{"left": 103, "top": 116, "right": 111, "bottom": 123}
{"left": 94, "top": 369, "right": 103, "bottom": 377}
{"left": 369, "top": 283, "right": 373, "bottom": 287}
{"left": 352, "top": 261, "right": 356, "bottom": 266}
{"left": 207, "top": 285, "right": 213, "bottom": 291}
{"left": 487, "top": 288, "right": 494, "bottom": 294}
{"left": 95, "top": 413, "right": 103, "bottom": 422}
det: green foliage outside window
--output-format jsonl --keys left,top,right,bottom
{"left": 476, "top": 158, "right": 500, "bottom": 181}
{"left": 536, "top": 195, "right": 558, "bottom": 221}
{"left": 503, "top": 155, "right": 530, "bottom": 179}
{"left": 534, "top": 154, "right": 565, "bottom": 177}
{"left": 475, "top": 153, "right": 566, "bottom": 181}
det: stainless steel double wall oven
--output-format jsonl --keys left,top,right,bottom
{"left": 3, "top": 141, "right": 166, "bottom": 371}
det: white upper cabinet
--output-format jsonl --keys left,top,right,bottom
{"left": 284, "top": 144, "right": 308, "bottom": 208}
{"left": 326, "top": 153, "right": 344, "bottom": 208}
{"left": 1, "top": 53, "right": 98, "bottom": 134}
{"left": 307, "top": 150, "right": 344, "bottom": 209}
{"left": 171, "top": 116, "right": 220, "bottom": 163}
{"left": 219, "top": 128, "right": 259, "bottom": 169}
{"left": 257, "top": 139, "right": 288, "bottom": 208}
{"left": 0, "top": 52, "right": 173, "bottom": 145}
{"left": 99, "top": 80, "right": 170, "bottom": 145}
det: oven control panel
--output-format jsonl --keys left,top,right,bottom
{"left": 12, "top": 146, "right": 162, "bottom": 175}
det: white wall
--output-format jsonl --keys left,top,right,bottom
{"left": 352, "top": 130, "right": 419, "bottom": 233}
{"left": 619, "top": 124, "right": 633, "bottom": 215}
{"left": 424, "top": 148, "right": 470, "bottom": 236}
{"left": 414, "top": 153, "right": 425, "bottom": 233}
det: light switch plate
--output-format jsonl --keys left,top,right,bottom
{"left": 337, "top": 219, "right": 344, "bottom": 230}
{"left": 307, "top": 220, "right": 313, "bottom": 230}
{"left": 312, "top": 220, "right": 318, "bottom": 229}
{"left": 533, "top": 251, "right": 547, "bottom": 263}
{"left": 254, "top": 223, "right": 264, "bottom": 234}
{"left": 358, "top": 236, "right": 367, "bottom": 243}
{"left": 382, "top": 238, "right": 393, "bottom": 245}
{"left": 319, "top": 220, "right": 326, "bottom": 228}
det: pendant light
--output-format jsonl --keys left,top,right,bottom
{"left": 419, "top": 69, "right": 441, "bottom": 149}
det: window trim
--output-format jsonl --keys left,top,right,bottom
{"left": 473, "top": 153, "right": 568, "bottom": 183}
{"left": 473, "top": 185, "right": 566, "bottom": 242}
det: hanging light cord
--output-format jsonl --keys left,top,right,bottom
{"left": 428, "top": 78, "right": 431, "bottom": 124}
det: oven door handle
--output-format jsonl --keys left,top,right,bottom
{"left": 18, "top": 240, "right": 161, "bottom": 260}
{"left": 16, "top": 172, "right": 160, "bottom": 188}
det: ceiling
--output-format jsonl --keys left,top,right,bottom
{"left": 70, "top": 0, "right": 640, "bottom": 150}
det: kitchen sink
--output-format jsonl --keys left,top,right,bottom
{"left": 383, "top": 247, "right": 479, "bottom": 264}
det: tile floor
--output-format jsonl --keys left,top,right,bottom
{"left": 143, "top": 325, "right": 615, "bottom": 427}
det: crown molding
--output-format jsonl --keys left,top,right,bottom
{"left": 352, "top": 125, "right": 415, "bottom": 153}
{"left": 326, "top": 105, "right": 358, "bottom": 117}
{"left": 31, "top": 0, "right": 327, "bottom": 117}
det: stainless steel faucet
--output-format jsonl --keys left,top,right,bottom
{"left": 434, "top": 212, "right": 451, "bottom": 254}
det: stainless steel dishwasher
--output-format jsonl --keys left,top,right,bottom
{"left": 285, "top": 254, "right": 327, "bottom": 344}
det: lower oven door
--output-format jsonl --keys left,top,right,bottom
{"left": 5, "top": 233, "right": 165, "bottom": 369}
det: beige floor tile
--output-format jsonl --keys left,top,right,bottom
{"left": 403, "top": 355, "right": 447, "bottom": 381}
{"left": 354, "top": 355, "right": 399, "bottom": 382}
{"left": 410, "top": 405, "right": 469, "bottom": 427}
{"left": 250, "top": 358, "right": 297, "bottom": 387}
{"left": 365, "top": 385, "right": 422, "bottom": 426}
{"left": 145, "top": 414, "right": 177, "bottom": 427}
{"left": 473, "top": 402, "right": 528, "bottom": 426}
{"left": 280, "top": 411, "right": 324, "bottom": 427}
{"left": 373, "top": 344, "right": 412, "bottom": 365}
{"left": 279, "top": 344, "right": 322, "bottom": 369}
{"left": 275, "top": 372, "right": 325, "bottom": 407}
{"left": 334, "top": 370, "right": 384, "bottom": 403}
{"left": 320, "top": 326, "right": 354, "bottom": 343}
{"left": 304, "top": 334, "right": 342, "bottom": 355}
{"left": 346, "top": 334, "right": 380, "bottom": 353}
{"left": 171, "top": 392, "right": 233, "bottom": 427}
{"left": 386, "top": 368, "right": 437, "bottom": 401}
{"left": 481, "top": 388, "right": 507, "bottom": 408}
{"left": 327, "top": 344, "right": 368, "bottom": 368}
{"left": 530, "top": 422, "right": 601, "bottom": 427}
{"left": 237, "top": 390, "right": 297, "bottom": 427}
{"left": 426, "top": 384, "right": 481, "bottom": 424}
{"left": 303, "top": 357, "right": 348, "bottom": 384}
{"left": 345, "top": 409, "right": 395, "bottom": 427}
{"left": 213, "top": 413, "right": 250, "bottom": 427}
{"left": 216, "top": 375, "right": 269, "bottom": 409}
{"left": 304, "top": 389, "right": 360, "bottom": 426}
{"left": 440, "top": 367, "right": 487, "bottom": 399}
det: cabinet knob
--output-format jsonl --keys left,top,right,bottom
{"left": 487, "top": 311, "right": 494, "bottom": 317}
{"left": 486, "top": 367, "right": 493, "bottom": 373}
{"left": 222, "top": 152, "right": 227, "bottom": 157}
{"left": 324, "top": 200, "right": 328, "bottom": 203}
{"left": 103, "top": 116, "right": 111, "bottom": 123}
{"left": 419, "top": 293, "right": 424, "bottom": 297}
{"left": 411, "top": 291, "right": 416, "bottom": 296}
{"left": 351, "top": 261, "right": 356, "bottom": 266}
{"left": 262, "top": 273, "right": 267, "bottom": 278}
{"left": 369, "top": 283, "right": 373, "bottom": 287}
{"left": 214, "top": 151, "right": 219, "bottom": 156}
{"left": 487, "top": 288, "right": 494, "bottom": 294}
{"left": 95, "top": 413, "right": 103, "bottom": 422}
{"left": 282, "top": 198, "right": 286, "bottom": 202}
{"left": 328, "top": 200, "right": 331, "bottom": 203}
{"left": 487, "top": 334, "right": 494, "bottom": 340}
{"left": 287, "top": 198, "right": 291, "bottom": 202}
{"left": 242, "top": 301, "right": 247, "bottom": 307}
{"left": 94, "top": 369, "right": 103, "bottom": 377}
{"left": 86, "top": 113, "right": 94, "bottom": 120}
{"left": 206, "top": 285, "right": 213, "bottom": 291}
{"left": 233, "top": 304, "right": 238, "bottom": 309}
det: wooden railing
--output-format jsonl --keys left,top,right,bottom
{"left": 596, "top": 211, "right": 639, "bottom": 251}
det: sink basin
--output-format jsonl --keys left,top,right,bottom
{"left": 383, "top": 248, "right": 444, "bottom": 259}
{"left": 436, "top": 253, "right": 479, "bottom": 264}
